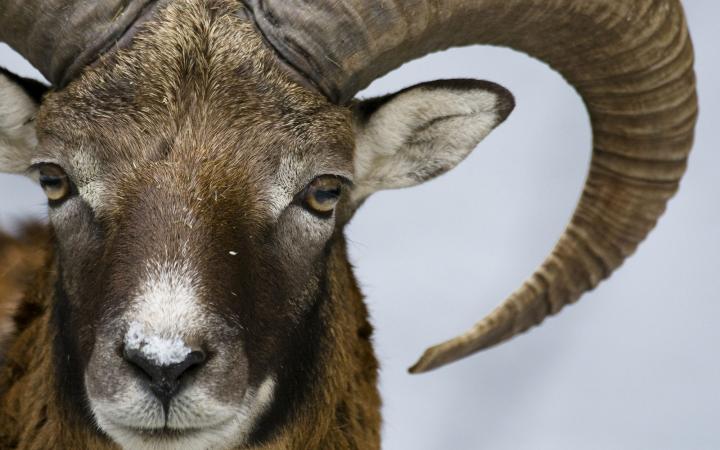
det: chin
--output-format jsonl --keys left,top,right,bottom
{"left": 99, "top": 420, "right": 245, "bottom": 450}
{"left": 89, "top": 378, "right": 277, "bottom": 450}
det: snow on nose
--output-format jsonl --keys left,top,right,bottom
{"left": 124, "top": 321, "right": 192, "bottom": 366}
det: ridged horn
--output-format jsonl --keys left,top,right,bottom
{"left": 243, "top": 0, "right": 698, "bottom": 372}
{"left": 0, "top": 0, "right": 156, "bottom": 87}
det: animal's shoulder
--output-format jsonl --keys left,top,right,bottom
{"left": 0, "top": 223, "right": 49, "bottom": 361}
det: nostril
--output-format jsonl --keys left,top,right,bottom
{"left": 123, "top": 347, "right": 158, "bottom": 380}
{"left": 168, "top": 349, "right": 206, "bottom": 380}
{"left": 122, "top": 346, "right": 207, "bottom": 408}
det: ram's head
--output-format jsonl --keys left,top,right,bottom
{"left": 0, "top": 0, "right": 696, "bottom": 449}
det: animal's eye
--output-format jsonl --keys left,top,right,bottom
{"left": 303, "top": 176, "right": 344, "bottom": 215}
{"left": 37, "top": 163, "right": 72, "bottom": 202}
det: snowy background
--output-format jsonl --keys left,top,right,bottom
{"left": 1, "top": 2, "right": 718, "bottom": 449}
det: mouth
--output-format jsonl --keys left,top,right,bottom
{"left": 90, "top": 376, "right": 276, "bottom": 449}
{"left": 113, "top": 416, "right": 234, "bottom": 441}
{"left": 125, "top": 426, "right": 203, "bottom": 438}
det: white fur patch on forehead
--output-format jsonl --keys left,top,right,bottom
{"left": 0, "top": 73, "right": 39, "bottom": 173}
{"left": 127, "top": 259, "right": 205, "bottom": 349}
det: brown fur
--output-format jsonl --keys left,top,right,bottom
{"left": 0, "top": 228, "right": 380, "bottom": 449}
{"left": 0, "top": 224, "right": 47, "bottom": 363}
{"left": 0, "top": 1, "right": 388, "bottom": 448}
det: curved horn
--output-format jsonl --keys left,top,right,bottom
{"left": 0, "top": 0, "right": 156, "bottom": 87}
{"left": 244, "top": 0, "right": 698, "bottom": 372}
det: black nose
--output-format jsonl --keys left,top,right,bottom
{"left": 123, "top": 346, "right": 206, "bottom": 410}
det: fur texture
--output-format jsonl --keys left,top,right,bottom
{"left": 0, "top": 224, "right": 47, "bottom": 365}
{"left": 0, "top": 70, "right": 42, "bottom": 173}
{"left": 0, "top": 1, "right": 511, "bottom": 448}
{"left": 0, "top": 225, "right": 381, "bottom": 449}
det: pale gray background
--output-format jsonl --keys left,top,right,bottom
{"left": 1, "top": 2, "right": 718, "bottom": 449}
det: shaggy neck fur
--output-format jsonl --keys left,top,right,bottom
{"left": 0, "top": 227, "right": 381, "bottom": 449}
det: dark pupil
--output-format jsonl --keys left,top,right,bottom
{"left": 39, "top": 175, "right": 63, "bottom": 189}
{"left": 314, "top": 187, "right": 340, "bottom": 203}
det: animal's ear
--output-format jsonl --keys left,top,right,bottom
{"left": 0, "top": 68, "right": 48, "bottom": 173}
{"left": 350, "top": 79, "right": 514, "bottom": 204}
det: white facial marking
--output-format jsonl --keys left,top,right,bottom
{"left": 124, "top": 321, "right": 192, "bottom": 366}
{"left": 93, "top": 376, "right": 277, "bottom": 450}
{"left": 229, "top": 251, "right": 238, "bottom": 256}
{"left": 233, "top": 376, "right": 276, "bottom": 439}
{"left": 78, "top": 180, "right": 108, "bottom": 211}
{"left": 129, "top": 259, "right": 205, "bottom": 340}
{"left": 91, "top": 383, "right": 166, "bottom": 430}
{"left": 0, "top": 73, "right": 39, "bottom": 173}
{"left": 266, "top": 155, "right": 304, "bottom": 217}
{"left": 90, "top": 260, "right": 279, "bottom": 450}
{"left": 71, "top": 150, "right": 108, "bottom": 212}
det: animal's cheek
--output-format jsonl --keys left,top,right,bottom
{"left": 51, "top": 197, "right": 106, "bottom": 298}
{"left": 84, "top": 331, "right": 139, "bottom": 402}
{"left": 272, "top": 206, "right": 335, "bottom": 274}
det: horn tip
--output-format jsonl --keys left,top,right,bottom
{"left": 408, "top": 316, "right": 515, "bottom": 374}
{"left": 407, "top": 345, "right": 451, "bottom": 374}
{"left": 407, "top": 357, "right": 432, "bottom": 375}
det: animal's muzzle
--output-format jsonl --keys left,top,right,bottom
{"left": 123, "top": 344, "right": 207, "bottom": 412}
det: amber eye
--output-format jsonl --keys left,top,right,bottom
{"left": 37, "top": 164, "right": 72, "bottom": 202}
{"left": 303, "top": 176, "right": 344, "bottom": 215}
